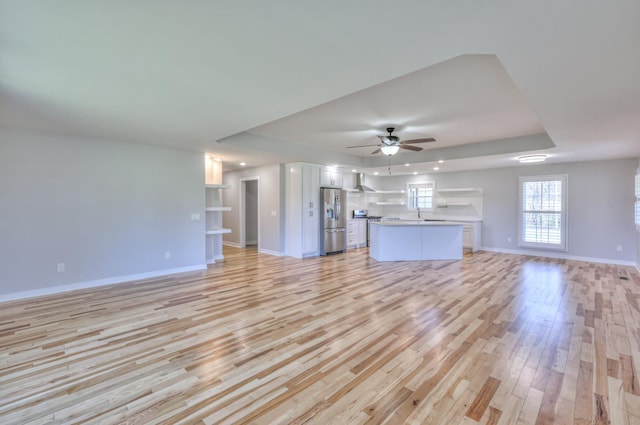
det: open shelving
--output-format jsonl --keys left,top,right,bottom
{"left": 205, "top": 183, "right": 231, "bottom": 264}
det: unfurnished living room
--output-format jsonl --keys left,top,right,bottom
{"left": 1, "top": 2, "right": 640, "bottom": 424}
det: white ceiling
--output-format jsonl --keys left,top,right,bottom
{"left": 1, "top": 1, "right": 639, "bottom": 175}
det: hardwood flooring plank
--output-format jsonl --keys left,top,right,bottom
{"left": 0, "top": 247, "right": 638, "bottom": 424}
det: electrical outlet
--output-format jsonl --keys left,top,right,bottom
{"left": 617, "top": 245, "right": 623, "bottom": 252}
{"left": 57, "top": 263, "right": 65, "bottom": 272}
{"left": 165, "top": 251, "right": 171, "bottom": 259}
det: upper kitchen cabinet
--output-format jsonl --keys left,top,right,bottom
{"left": 320, "top": 167, "right": 343, "bottom": 188}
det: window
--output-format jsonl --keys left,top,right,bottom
{"left": 518, "top": 175, "right": 568, "bottom": 250}
{"left": 407, "top": 182, "right": 435, "bottom": 210}
{"left": 635, "top": 173, "right": 640, "bottom": 229}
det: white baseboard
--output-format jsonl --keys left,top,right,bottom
{"left": 258, "top": 248, "right": 283, "bottom": 257}
{"left": 222, "top": 241, "right": 282, "bottom": 257}
{"left": 206, "top": 255, "right": 224, "bottom": 264}
{"left": 481, "top": 246, "right": 637, "bottom": 267}
{"left": 223, "top": 241, "right": 242, "bottom": 248}
{"left": 0, "top": 264, "right": 207, "bottom": 303}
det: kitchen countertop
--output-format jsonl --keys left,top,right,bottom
{"left": 371, "top": 220, "right": 463, "bottom": 226}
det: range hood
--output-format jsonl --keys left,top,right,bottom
{"left": 354, "top": 173, "right": 375, "bottom": 192}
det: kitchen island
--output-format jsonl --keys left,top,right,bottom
{"left": 369, "top": 221, "right": 463, "bottom": 261}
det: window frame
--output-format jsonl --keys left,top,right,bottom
{"left": 406, "top": 181, "right": 435, "bottom": 211}
{"left": 517, "top": 174, "right": 568, "bottom": 251}
{"left": 635, "top": 173, "right": 640, "bottom": 231}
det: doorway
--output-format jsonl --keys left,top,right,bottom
{"left": 240, "top": 178, "right": 259, "bottom": 249}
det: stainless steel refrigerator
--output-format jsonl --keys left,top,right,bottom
{"left": 320, "top": 187, "right": 346, "bottom": 255}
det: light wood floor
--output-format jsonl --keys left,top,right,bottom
{"left": 1, "top": 247, "right": 640, "bottom": 425}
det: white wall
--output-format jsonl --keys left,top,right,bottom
{"left": 222, "top": 164, "right": 282, "bottom": 255}
{"left": 365, "top": 158, "right": 638, "bottom": 264}
{"left": 0, "top": 132, "right": 205, "bottom": 299}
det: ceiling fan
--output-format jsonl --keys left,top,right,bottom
{"left": 346, "top": 127, "right": 436, "bottom": 156}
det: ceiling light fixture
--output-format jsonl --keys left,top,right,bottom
{"left": 518, "top": 154, "right": 547, "bottom": 163}
{"left": 380, "top": 145, "right": 399, "bottom": 156}
{"left": 240, "top": 162, "right": 246, "bottom": 166}
{"left": 374, "top": 171, "right": 379, "bottom": 175}
{"left": 433, "top": 167, "right": 440, "bottom": 171}
{"left": 404, "top": 163, "right": 410, "bottom": 167}
{"left": 438, "top": 160, "right": 444, "bottom": 164}
{"left": 413, "top": 171, "right": 418, "bottom": 175}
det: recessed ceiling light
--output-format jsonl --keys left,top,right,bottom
{"left": 404, "top": 163, "right": 410, "bottom": 167}
{"left": 413, "top": 171, "right": 418, "bottom": 175}
{"left": 433, "top": 167, "right": 440, "bottom": 171}
{"left": 240, "top": 162, "right": 246, "bottom": 166}
{"left": 518, "top": 154, "right": 547, "bottom": 163}
{"left": 374, "top": 171, "right": 379, "bottom": 175}
{"left": 438, "top": 160, "right": 444, "bottom": 164}
{"left": 351, "top": 169, "right": 357, "bottom": 173}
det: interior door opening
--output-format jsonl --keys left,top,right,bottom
{"left": 240, "top": 178, "right": 259, "bottom": 250}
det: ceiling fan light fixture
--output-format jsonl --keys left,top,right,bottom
{"left": 518, "top": 154, "right": 547, "bottom": 163}
{"left": 380, "top": 145, "right": 399, "bottom": 156}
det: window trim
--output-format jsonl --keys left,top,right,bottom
{"left": 406, "top": 181, "right": 435, "bottom": 211}
{"left": 517, "top": 174, "right": 568, "bottom": 251}
{"left": 635, "top": 173, "right": 640, "bottom": 231}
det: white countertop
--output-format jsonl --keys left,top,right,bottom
{"left": 371, "top": 220, "right": 463, "bottom": 226}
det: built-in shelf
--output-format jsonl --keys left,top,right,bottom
{"left": 437, "top": 202, "right": 471, "bottom": 208}
{"left": 205, "top": 183, "right": 231, "bottom": 264}
{"left": 374, "top": 201, "right": 406, "bottom": 206}
{"left": 206, "top": 228, "right": 232, "bottom": 235}
{"left": 437, "top": 188, "right": 479, "bottom": 193}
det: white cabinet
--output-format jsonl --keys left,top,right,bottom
{"left": 285, "top": 163, "right": 320, "bottom": 258}
{"left": 302, "top": 164, "right": 320, "bottom": 256}
{"left": 320, "top": 168, "right": 343, "bottom": 188}
{"left": 457, "top": 221, "right": 481, "bottom": 252}
{"left": 205, "top": 184, "right": 231, "bottom": 264}
{"left": 346, "top": 219, "right": 367, "bottom": 249}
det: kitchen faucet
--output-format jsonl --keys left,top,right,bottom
{"left": 417, "top": 207, "right": 421, "bottom": 219}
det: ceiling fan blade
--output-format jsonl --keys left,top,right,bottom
{"left": 346, "top": 144, "right": 382, "bottom": 149}
{"left": 402, "top": 137, "right": 436, "bottom": 144}
{"left": 371, "top": 148, "right": 381, "bottom": 155}
{"left": 399, "top": 144, "right": 423, "bottom": 152}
